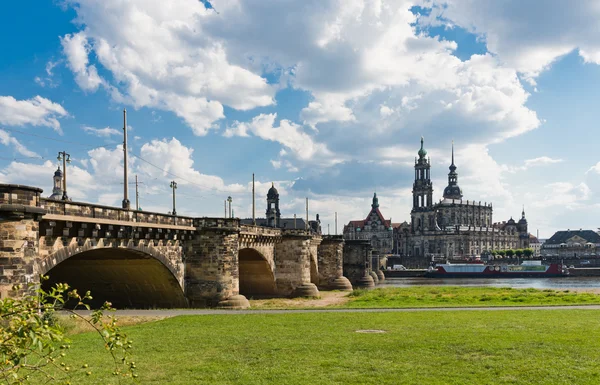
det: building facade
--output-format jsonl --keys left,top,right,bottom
{"left": 343, "top": 193, "right": 396, "bottom": 258}
{"left": 541, "top": 229, "right": 600, "bottom": 260}
{"left": 400, "top": 139, "right": 529, "bottom": 262}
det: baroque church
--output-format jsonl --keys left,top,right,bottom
{"left": 397, "top": 138, "right": 530, "bottom": 260}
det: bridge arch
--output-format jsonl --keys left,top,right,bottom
{"left": 39, "top": 238, "right": 187, "bottom": 309}
{"left": 238, "top": 247, "right": 276, "bottom": 297}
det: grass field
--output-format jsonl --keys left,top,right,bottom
{"left": 248, "top": 286, "right": 600, "bottom": 309}
{"left": 58, "top": 309, "right": 600, "bottom": 384}
{"left": 342, "top": 286, "right": 600, "bottom": 308}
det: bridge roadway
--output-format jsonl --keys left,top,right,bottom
{"left": 72, "top": 304, "right": 600, "bottom": 317}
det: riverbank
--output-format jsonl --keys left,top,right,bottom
{"left": 246, "top": 286, "right": 600, "bottom": 309}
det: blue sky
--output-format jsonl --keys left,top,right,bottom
{"left": 1, "top": 0, "right": 599, "bottom": 238}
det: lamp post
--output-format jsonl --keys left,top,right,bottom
{"left": 57, "top": 151, "right": 71, "bottom": 200}
{"left": 170, "top": 181, "right": 177, "bottom": 216}
{"left": 227, "top": 196, "right": 232, "bottom": 218}
{"left": 122, "top": 108, "right": 130, "bottom": 209}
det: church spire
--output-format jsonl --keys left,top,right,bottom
{"left": 443, "top": 141, "right": 463, "bottom": 200}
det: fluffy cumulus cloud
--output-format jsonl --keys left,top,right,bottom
{"left": 138, "top": 137, "right": 245, "bottom": 193}
{"left": 419, "top": 0, "right": 600, "bottom": 83}
{"left": 61, "top": 32, "right": 105, "bottom": 92}
{"left": 224, "top": 113, "right": 338, "bottom": 165}
{"left": 62, "top": 0, "right": 275, "bottom": 135}
{"left": 0, "top": 96, "right": 68, "bottom": 133}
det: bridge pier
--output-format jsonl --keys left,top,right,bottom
{"left": 0, "top": 185, "right": 45, "bottom": 298}
{"left": 318, "top": 236, "right": 352, "bottom": 291}
{"left": 343, "top": 240, "right": 375, "bottom": 289}
{"left": 185, "top": 220, "right": 249, "bottom": 308}
{"left": 275, "top": 231, "right": 319, "bottom": 297}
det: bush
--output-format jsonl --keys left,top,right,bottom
{"left": 0, "top": 277, "right": 136, "bottom": 384}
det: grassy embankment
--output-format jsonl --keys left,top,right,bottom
{"left": 56, "top": 310, "right": 600, "bottom": 384}
{"left": 249, "top": 286, "right": 600, "bottom": 309}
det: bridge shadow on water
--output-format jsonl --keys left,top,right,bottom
{"left": 42, "top": 248, "right": 188, "bottom": 309}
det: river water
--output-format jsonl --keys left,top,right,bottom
{"left": 381, "top": 277, "right": 600, "bottom": 290}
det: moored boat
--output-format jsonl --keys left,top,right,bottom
{"left": 425, "top": 260, "right": 568, "bottom": 278}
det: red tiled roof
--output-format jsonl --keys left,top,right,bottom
{"left": 345, "top": 207, "right": 391, "bottom": 228}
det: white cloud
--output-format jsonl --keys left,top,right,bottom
{"left": 61, "top": 0, "right": 276, "bottom": 134}
{"left": 1, "top": 160, "right": 96, "bottom": 200}
{"left": 587, "top": 161, "right": 600, "bottom": 175}
{"left": 420, "top": 0, "right": 600, "bottom": 81}
{"left": 61, "top": 32, "right": 105, "bottom": 92}
{"left": 138, "top": 137, "right": 245, "bottom": 193}
{"left": 523, "top": 157, "right": 563, "bottom": 168}
{"left": 0, "top": 95, "right": 68, "bottom": 133}
{"left": 300, "top": 93, "right": 356, "bottom": 127}
{"left": 82, "top": 125, "right": 121, "bottom": 137}
{"left": 270, "top": 160, "right": 282, "bottom": 169}
{"left": 35, "top": 60, "right": 61, "bottom": 88}
{"left": 527, "top": 182, "right": 591, "bottom": 210}
{"left": 0, "top": 130, "right": 39, "bottom": 158}
{"left": 224, "top": 113, "right": 339, "bottom": 164}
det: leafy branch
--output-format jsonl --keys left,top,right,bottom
{"left": 0, "top": 277, "right": 136, "bottom": 384}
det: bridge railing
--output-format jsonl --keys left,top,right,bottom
{"left": 239, "top": 224, "right": 282, "bottom": 236}
{"left": 41, "top": 198, "right": 195, "bottom": 227}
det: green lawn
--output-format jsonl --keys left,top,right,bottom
{"left": 342, "top": 286, "right": 600, "bottom": 308}
{"left": 59, "top": 310, "right": 600, "bottom": 384}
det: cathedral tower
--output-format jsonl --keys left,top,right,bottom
{"left": 412, "top": 137, "right": 433, "bottom": 211}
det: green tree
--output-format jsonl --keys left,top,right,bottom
{"left": 523, "top": 248, "right": 534, "bottom": 258}
{"left": 505, "top": 249, "right": 515, "bottom": 257}
{"left": 497, "top": 250, "right": 506, "bottom": 257}
{"left": 0, "top": 277, "right": 136, "bottom": 384}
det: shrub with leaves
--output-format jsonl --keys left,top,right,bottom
{"left": 0, "top": 277, "right": 136, "bottom": 384}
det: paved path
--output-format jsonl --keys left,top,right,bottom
{"left": 72, "top": 305, "right": 600, "bottom": 317}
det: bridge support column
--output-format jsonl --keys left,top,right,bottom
{"left": 275, "top": 232, "right": 319, "bottom": 297}
{"left": 317, "top": 236, "right": 352, "bottom": 291}
{"left": 185, "top": 220, "right": 249, "bottom": 308}
{"left": 343, "top": 240, "right": 375, "bottom": 289}
{"left": 0, "top": 185, "right": 45, "bottom": 298}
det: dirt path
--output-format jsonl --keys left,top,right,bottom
{"left": 249, "top": 291, "right": 350, "bottom": 309}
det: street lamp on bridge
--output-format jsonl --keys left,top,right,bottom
{"left": 170, "top": 181, "right": 178, "bottom": 216}
{"left": 57, "top": 151, "right": 71, "bottom": 201}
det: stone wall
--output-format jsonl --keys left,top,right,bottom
{"left": 0, "top": 185, "right": 45, "bottom": 298}
{"left": 343, "top": 239, "right": 372, "bottom": 285}
{"left": 184, "top": 221, "right": 241, "bottom": 307}
{"left": 273, "top": 234, "right": 312, "bottom": 295}
{"left": 318, "top": 236, "right": 344, "bottom": 288}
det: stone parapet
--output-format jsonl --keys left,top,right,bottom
{"left": 42, "top": 198, "right": 194, "bottom": 227}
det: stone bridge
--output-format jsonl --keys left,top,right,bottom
{"left": 0, "top": 184, "right": 380, "bottom": 308}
